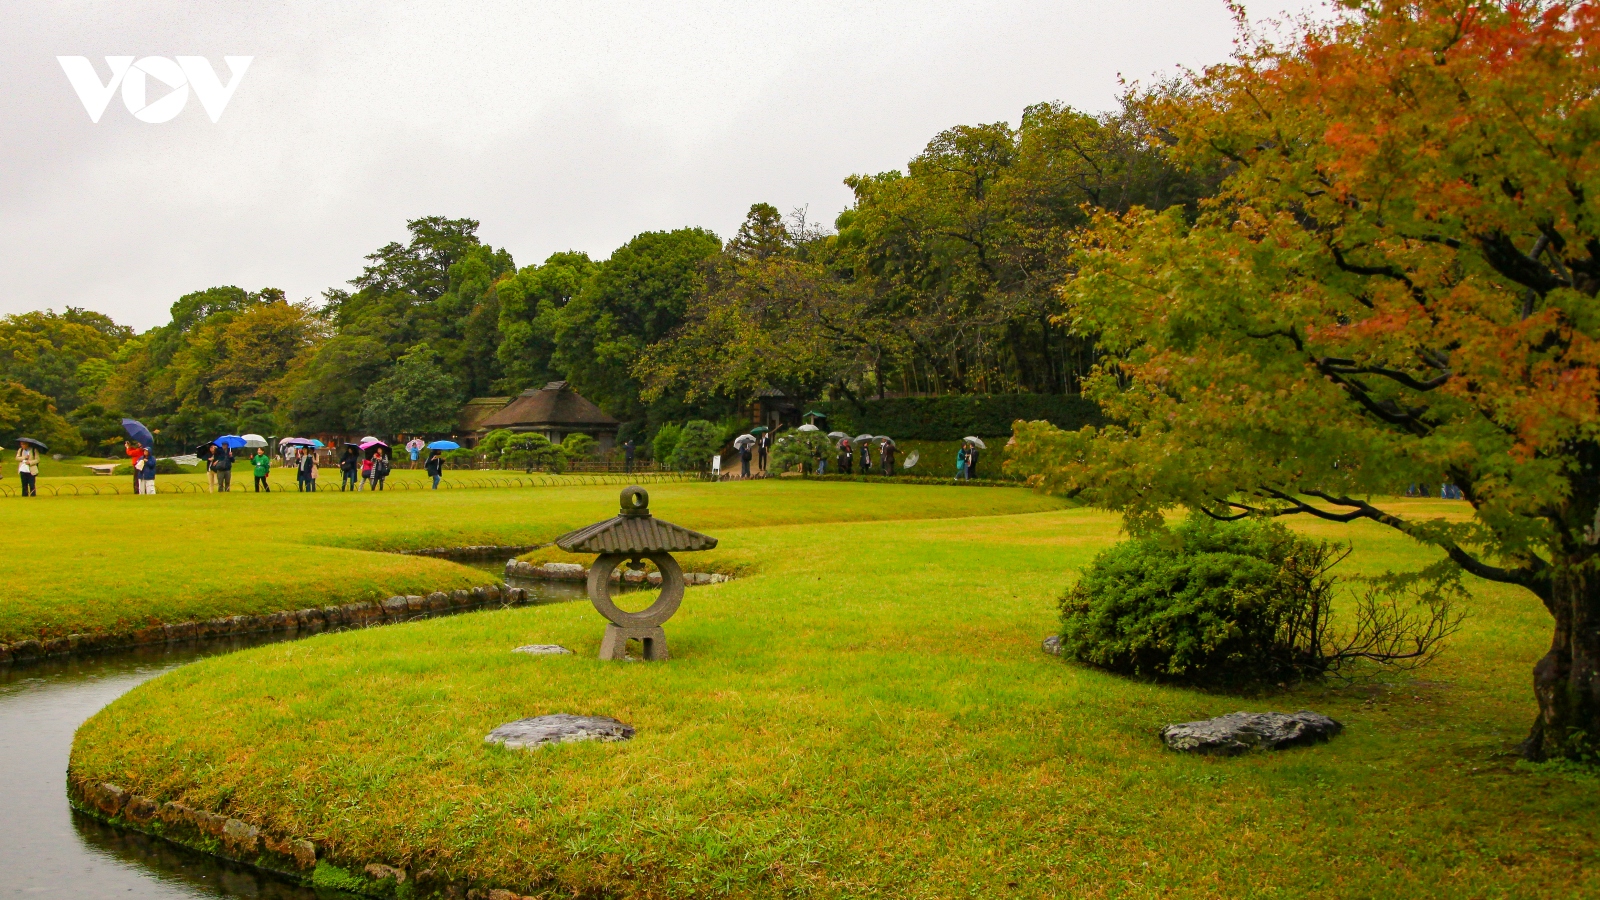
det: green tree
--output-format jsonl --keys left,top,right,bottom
{"left": 285, "top": 335, "right": 390, "bottom": 434}
{"left": 553, "top": 228, "right": 722, "bottom": 425}
{"left": 0, "top": 381, "right": 81, "bottom": 454}
{"left": 495, "top": 251, "right": 595, "bottom": 392}
{"left": 360, "top": 344, "right": 463, "bottom": 437}
{"left": 667, "top": 419, "right": 720, "bottom": 471}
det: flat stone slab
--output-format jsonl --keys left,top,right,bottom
{"left": 485, "top": 714, "right": 634, "bottom": 750}
{"left": 512, "top": 644, "right": 573, "bottom": 656}
{"left": 1161, "top": 710, "right": 1342, "bottom": 756}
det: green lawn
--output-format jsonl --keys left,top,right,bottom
{"left": 0, "top": 480, "right": 1062, "bottom": 643}
{"left": 67, "top": 491, "right": 1598, "bottom": 899}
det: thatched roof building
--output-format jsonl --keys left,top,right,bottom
{"left": 474, "top": 381, "right": 620, "bottom": 450}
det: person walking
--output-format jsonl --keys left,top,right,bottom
{"left": 293, "top": 449, "right": 309, "bottom": 491}
{"left": 373, "top": 448, "right": 390, "bottom": 491}
{"left": 859, "top": 441, "right": 873, "bottom": 476}
{"left": 967, "top": 444, "right": 980, "bottom": 480}
{"left": 757, "top": 432, "right": 769, "bottom": 472}
{"left": 881, "top": 441, "right": 896, "bottom": 476}
{"left": 426, "top": 449, "right": 444, "bottom": 488}
{"left": 16, "top": 440, "right": 39, "bottom": 497}
{"left": 739, "top": 441, "right": 752, "bottom": 478}
{"left": 308, "top": 451, "right": 320, "bottom": 491}
{"left": 956, "top": 445, "right": 968, "bottom": 481}
{"left": 838, "top": 437, "right": 852, "bottom": 475}
{"left": 623, "top": 439, "right": 635, "bottom": 474}
{"left": 360, "top": 453, "right": 374, "bottom": 490}
{"left": 212, "top": 444, "right": 233, "bottom": 492}
{"left": 252, "top": 448, "right": 271, "bottom": 492}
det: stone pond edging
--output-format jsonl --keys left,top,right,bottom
{"left": 69, "top": 778, "right": 546, "bottom": 899}
{"left": 0, "top": 584, "right": 530, "bottom": 668}
{"left": 400, "top": 544, "right": 545, "bottom": 560}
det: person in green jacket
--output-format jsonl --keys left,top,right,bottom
{"left": 251, "top": 448, "right": 271, "bottom": 492}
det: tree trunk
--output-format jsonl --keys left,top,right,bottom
{"left": 1524, "top": 562, "right": 1600, "bottom": 761}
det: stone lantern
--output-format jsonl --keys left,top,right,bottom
{"left": 553, "top": 486, "right": 717, "bottom": 660}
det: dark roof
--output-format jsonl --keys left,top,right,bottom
{"left": 555, "top": 515, "right": 718, "bottom": 554}
{"left": 458, "top": 397, "right": 511, "bottom": 433}
{"left": 477, "top": 382, "right": 619, "bottom": 431}
{"left": 554, "top": 486, "right": 717, "bottom": 554}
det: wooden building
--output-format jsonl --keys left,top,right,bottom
{"left": 473, "top": 381, "right": 620, "bottom": 451}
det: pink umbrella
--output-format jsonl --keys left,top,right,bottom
{"left": 359, "top": 439, "right": 389, "bottom": 450}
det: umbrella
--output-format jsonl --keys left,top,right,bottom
{"left": 733, "top": 434, "right": 757, "bottom": 449}
{"left": 17, "top": 437, "right": 48, "bottom": 451}
{"left": 121, "top": 418, "right": 154, "bottom": 448}
{"left": 359, "top": 439, "right": 389, "bottom": 450}
{"left": 903, "top": 450, "right": 920, "bottom": 469}
{"left": 749, "top": 426, "right": 769, "bottom": 434}
{"left": 796, "top": 423, "right": 820, "bottom": 433}
{"left": 852, "top": 433, "right": 874, "bottom": 443}
{"left": 426, "top": 440, "right": 460, "bottom": 450}
{"left": 214, "top": 435, "right": 248, "bottom": 450}
{"left": 826, "top": 431, "right": 849, "bottom": 440}
{"left": 278, "top": 437, "right": 314, "bottom": 449}
{"left": 241, "top": 433, "right": 268, "bottom": 448}
{"left": 307, "top": 438, "right": 325, "bottom": 448}
{"left": 876, "top": 436, "right": 896, "bottom": 446}
{"left": 962, "top": 436, "right": 988, "bottom": 449}
{"left": 405, "top": 438, "right": 426, "bottom": 451}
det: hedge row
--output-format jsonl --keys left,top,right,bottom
{"left": 815, "top": 394, "right": 1103, "bottom": 440}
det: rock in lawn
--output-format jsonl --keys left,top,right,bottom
{"left": 1161, "top": 710, "right": 1342, "bottom": 756}
{"left": 486, "top": 714, "right": 634, "bottom": 750}
{"left": 1041, "top": 634, "right": 1063, "bottom": 656}
{"left": 512, "top": 644, "right": 574, "bottom": 656}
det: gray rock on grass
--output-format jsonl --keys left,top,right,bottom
{"left": 1041, "top": 634, "right": 1063, "bottom": 656}
{"left": 512, "top": 644, "right": 573, "bottom": 656}
{"left": 486, "top": 714, "right": 634, "bottom": 750}
{"left": 1161, "top": 710, "right": 1342, "bottom": 756}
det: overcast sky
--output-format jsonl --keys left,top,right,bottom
{"left": 2, "top": 1, "right": 1326, "bottom": 330}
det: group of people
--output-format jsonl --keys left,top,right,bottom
{"left": 79, "top": 440, "right": 417, "bottom": 495}
{"left": 817, "top": 436, "right": 897, "bottom": 476}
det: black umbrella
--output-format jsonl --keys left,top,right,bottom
{"left": 16, "top": 437, "right": 47, "bottom": 452}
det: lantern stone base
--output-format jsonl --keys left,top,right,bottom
{"left": 599, "top": 623, "right": 669, "bottom": 661}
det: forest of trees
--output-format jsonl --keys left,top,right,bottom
{"left": 0, "top": 92, "right": 1210, "bottom": 455}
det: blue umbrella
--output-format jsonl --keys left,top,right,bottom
{"left": 214, "top": 435, "right": 248, "bottom": 449}
{"left": 121, "top": 418, "right": 154, "bottom": 448}
{"left": 426, "top": 440, "right": 460, "bottom": 450}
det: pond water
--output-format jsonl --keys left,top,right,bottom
{"left": 0, "top": 562, "right": 633, "bottom": 898}
{"left": 0, "top": 637, "right": 355, "bottom": 899}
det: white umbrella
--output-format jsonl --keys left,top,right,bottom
{"left": 852, "top": 433, "right": 874, "bottom": 443}
{"left": 733, "top": 434, "right": 757, "bottom": 449}
{"left": 241, "top": 433, "right": 268, "bottom": 448}
{"left": 962, "top": 436, "right": 988, "bottom": 449}
{"left": 796, "top": 423, "right": 820, "bottom": 432}
{"left": 826, "top": 431, "right": 850, "bottom": 440}
{"left": 360, "top": 435, "right": 382, "bottom": 444}
{"left": 903, "top": 450, "right": 920, "bottom": 468}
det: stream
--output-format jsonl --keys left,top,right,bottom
{"left": 0, "top": 563, "right": 616, "bottom": 898}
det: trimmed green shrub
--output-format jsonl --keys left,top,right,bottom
{"left": 1057, "top": 515, "right": 1460, "bottom": 686}
{"left": 815, "top": 394, "right": 1102, "bottom": 440}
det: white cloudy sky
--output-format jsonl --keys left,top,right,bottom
{"left": 1, "top": 1, "right": 1326, "bottom": 330}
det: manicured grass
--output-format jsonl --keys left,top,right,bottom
{"left": 0, "top": 480, "right": 1063, "bottom": 643}
{"left": 68, "top": 494, "right": 1598, "bottom": 898}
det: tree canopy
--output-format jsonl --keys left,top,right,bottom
{"left": 1011, "top": 0, "right": 1600, "bottom": 762}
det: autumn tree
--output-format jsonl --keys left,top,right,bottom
{"left": 1012, "top": 0, "right": 1600, "bottom": 761}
